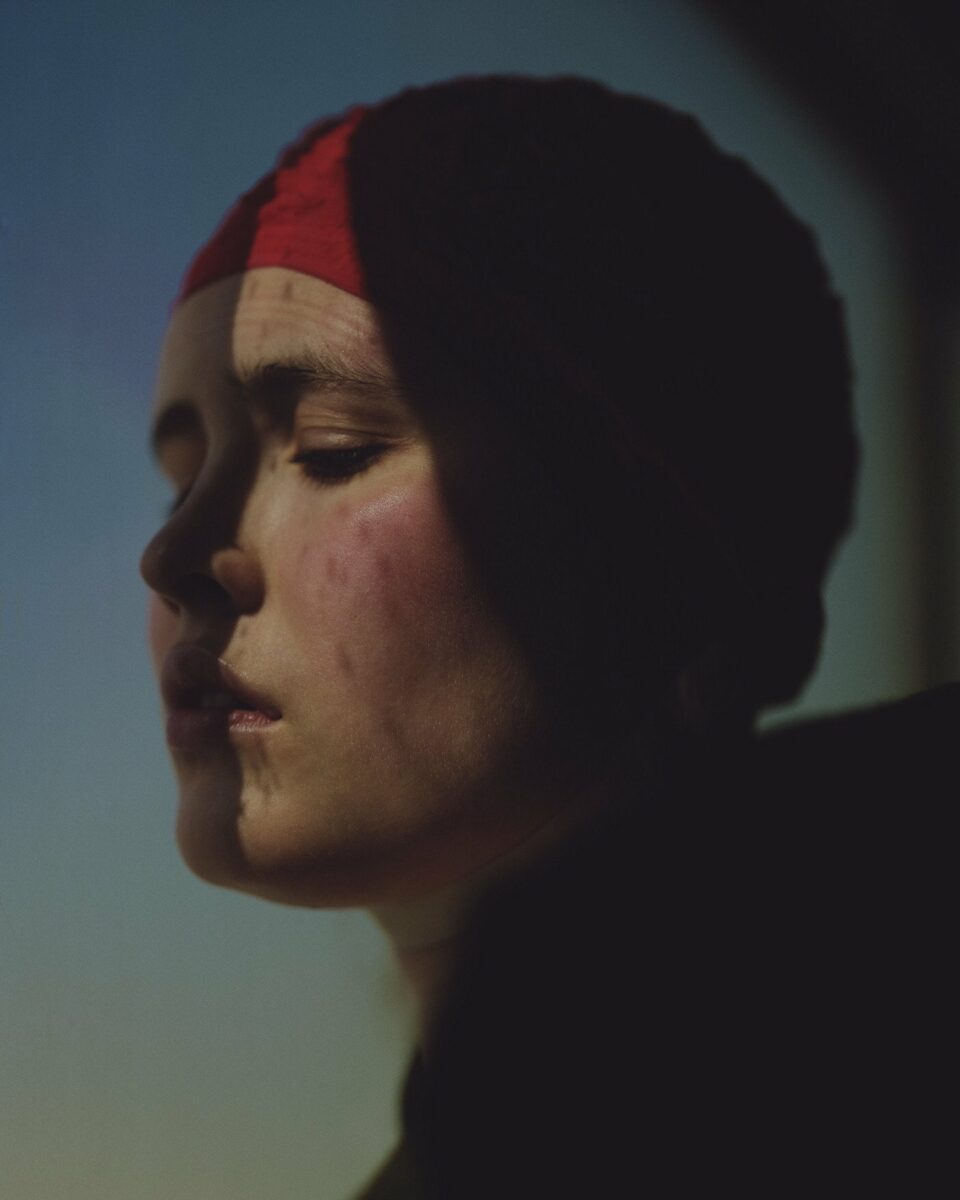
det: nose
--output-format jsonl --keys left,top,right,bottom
{"left": 140, "top": 490, "right": 265, "bottom": 619}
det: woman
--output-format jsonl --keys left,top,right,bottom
{"left": 142, "top": 77, "right": 951, "bottom": 1197}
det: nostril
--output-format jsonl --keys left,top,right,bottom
{"left": 138, "top": 492, "right": 261, "bottom": 615}
{"left": 174, "top": 573, "right": 238, "bottom": 612}
{"left": 139, "top": 526, "right": 240, "bottom": 615}
{"left": 210, "top": 548, "right": 265, "bottom": 614}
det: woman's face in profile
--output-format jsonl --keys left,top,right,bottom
{"left": 141, "top": 267, "right": 568, "bottom": 908}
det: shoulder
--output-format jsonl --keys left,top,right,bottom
{"left": 754, "top": 682, "right": 960, "bottom": 796}
{"left": 396, "top": 689, "right": 958, "bottom": 1197}
{"left": 758, "top": 680, "right": 960, "bottom": 749}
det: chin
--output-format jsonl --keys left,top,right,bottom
{"left": 174, "top": 788, "right": 252, "bottom": 891}
{"left": 170, "top": 756, "right": 558, "bottom": 910}
{"left": 173, "top": 792, "right": 387, "bottom": 908}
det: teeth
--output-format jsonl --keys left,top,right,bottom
{"left": 199, "top": 689, "right": 242, "bottom": 710}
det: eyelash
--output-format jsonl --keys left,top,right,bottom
{"left": 164, "top": 445, "right": 387, "bottom": 516}
{"left": 290, "top": 444, "right": 389, "bottom": 485}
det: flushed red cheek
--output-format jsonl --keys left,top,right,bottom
{"left": 281, "top": 483, "right": 474, "bottom": 676}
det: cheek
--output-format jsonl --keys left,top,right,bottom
{"left": 278, "top": 481, "right": 482, "bottom": 678}
{"left": 148, "top": 594, "right": 178, "bottom": 676}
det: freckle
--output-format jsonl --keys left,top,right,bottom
{"left": 336, "top": 644, "right": 353, "bottom": 675}
{"left": 283, "top": 281, "right": 293, "bottom": 301}
{"left": 245, "top": 279, "right": 258, "bottom": 299}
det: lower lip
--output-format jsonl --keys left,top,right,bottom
{"left": 166, "top": 708, "right": 278, "bottom": 752}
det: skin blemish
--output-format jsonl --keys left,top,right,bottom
{"left": 283, "top": 281, "right": 294, "bottom": 301}
{"left": 336, "top": 644, "right": 354, "bottom": 676}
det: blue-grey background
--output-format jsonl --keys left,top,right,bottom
{"left": 1, "top": 2, "right": 924, "bottom": 1197}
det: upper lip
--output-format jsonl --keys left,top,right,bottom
{"left": 160, "top": 644, "right": 281, "bottom": 717}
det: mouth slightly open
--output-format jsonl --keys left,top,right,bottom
{"left": 161, "top": 644, "right": 281, "bottom": 752}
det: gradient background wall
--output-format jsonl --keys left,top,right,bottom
{"left": 1, "top": 2, "right": 925, "bottom": 1197}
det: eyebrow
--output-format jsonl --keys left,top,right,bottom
{"left": 150, "top": 349, "right": 405, "bottom": 458}
{"left": 230, "top": 348, "right": 402, "bottom": 406}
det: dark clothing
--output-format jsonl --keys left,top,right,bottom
{"left": 358, "top": 686, "right": 957, "bottom": 1197}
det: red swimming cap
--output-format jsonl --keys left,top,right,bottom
{"left": 175, "top": 106, "right": 370, "bottom": 306}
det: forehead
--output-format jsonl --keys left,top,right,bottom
{"left": 153, "top": 267, "right": 394, "bottom": 413}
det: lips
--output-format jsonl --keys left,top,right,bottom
{"left": 161, "top": 644, "right": 280, "bottom": 750}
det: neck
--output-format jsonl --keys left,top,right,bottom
{"left": 370, "top": 875, "right": 477, "bottom": 1039}
{"left": 369, "top": 763, "right": 640, "bottom": 1043}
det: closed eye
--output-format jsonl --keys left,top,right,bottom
{"left": 291, "top": 444, "right": 389, "bottom": 485}
{"left": 162, "top": 444, "right": 390, "bottom": 515}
